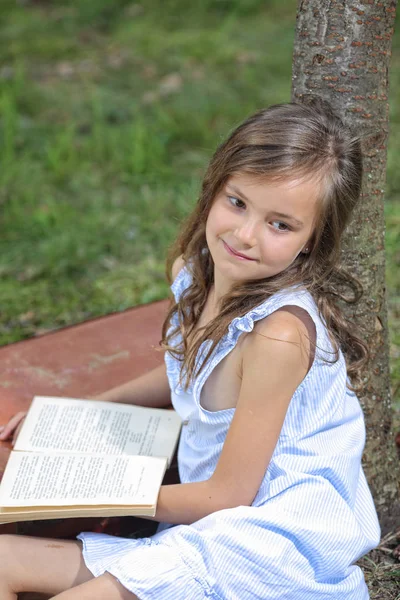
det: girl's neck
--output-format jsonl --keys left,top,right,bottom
{"left": 212, "top": 270, "right": 234, "bottom": 307}
{"left": 205, "top": 285, "right": 218, "bottom": 317}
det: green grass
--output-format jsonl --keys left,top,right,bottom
{"left": 0, "top": 0, "right": 294, "bottom": 339}
{"left": 0, "top": 0, "right": 398, "bottom": 411}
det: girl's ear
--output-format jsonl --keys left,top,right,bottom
{"left": 302, "top": 234, "right": 315, "bottom": 254}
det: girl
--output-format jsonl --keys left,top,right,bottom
{"left": 0, "top": 98, "right": 380, "bottom": 599}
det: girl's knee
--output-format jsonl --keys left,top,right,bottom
{"left": 0, "top": 534, "right": 92, "bottom": 596}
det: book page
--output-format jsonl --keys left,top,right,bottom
{"left": 0, "top": 451, "right": 166, "bottom": 507}
{"left": 15, "top": 396, "right": 181, "bottom": 465}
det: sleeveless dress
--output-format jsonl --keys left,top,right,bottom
{"left": 78, "top": 264, "right": 380, "bottom": 600}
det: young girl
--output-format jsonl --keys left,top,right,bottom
{"left": 0, "top": 98, "right": 380, "bottom": 599}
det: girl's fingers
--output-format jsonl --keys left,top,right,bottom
{"left": 0, "top": 412, "right": 27, "bottom": 440}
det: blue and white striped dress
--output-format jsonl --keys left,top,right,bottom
{"left": 78, "top": 264, "right": 380, "bottom": 599}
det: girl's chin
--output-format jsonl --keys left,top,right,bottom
{"left": 215, "top": 260, "right": 283, "bottom": 283}
{"left": 215, "top": 263, "right": 261, "bottom": 284}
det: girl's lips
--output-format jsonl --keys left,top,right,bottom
{"left": 222, "top": 241, "right": 256, "bottom": 261}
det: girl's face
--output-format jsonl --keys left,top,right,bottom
{"left": 205, "top": 173, "right": 320, "bottom": 289}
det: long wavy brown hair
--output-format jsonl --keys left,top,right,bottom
{"left": 161, "top": 98, "right": 368, "bottom": 392}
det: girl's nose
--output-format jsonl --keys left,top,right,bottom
{"left": 234, "top": 220, "right": 258, "bottom": 247}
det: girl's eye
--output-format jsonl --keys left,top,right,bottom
{"left": 228, "top": 196, "right": 246, "bottom": 210}
{"left": 271, "top": 220, "right": 290, "bottom": 232}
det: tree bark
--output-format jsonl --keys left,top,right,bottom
{"left": 291, "top": 0, "right": 399, "bottom": 533}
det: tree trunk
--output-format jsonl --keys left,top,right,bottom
{"left": 291, "top": 0, "right": 399, "bottom": 533}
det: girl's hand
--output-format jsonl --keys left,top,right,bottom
{"left": 0, "top": 412, "right": 27, "bottom": 446}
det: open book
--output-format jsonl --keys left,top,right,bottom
{"left": 0, "top": 396, "right": 182, "bottom": 524}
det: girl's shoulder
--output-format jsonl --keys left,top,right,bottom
{"left": 244, "top": 305, "right": 316, "bottom": 376}
{"left": 227, "top": 286, "right": 335, "bottom": 366}
{"left": 252, "top": 305, "right": 315, "bottom": 344}
{"left": 228, "top": 286, "right": 318, "bottom": 334}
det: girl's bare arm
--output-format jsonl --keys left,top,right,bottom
{"left": 152, "top": 308, "right": 312, "bottom": 525}
{"left": 94, "top": 361, "right": 172, "bottom": 407}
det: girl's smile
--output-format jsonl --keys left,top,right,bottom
{"left": 205, "top": 173, "right": 320, "bottom": 297}
{"left": 222, "top": 240, "right": 257, "bottom": 261}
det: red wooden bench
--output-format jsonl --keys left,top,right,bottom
{"left": 0, "top": 300, "right": 173, "bottom": 553}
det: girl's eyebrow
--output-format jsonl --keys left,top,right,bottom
{"left": 226, "top": 184, "right": 304, "bottom": 227}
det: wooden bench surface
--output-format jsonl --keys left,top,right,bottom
{"left": 0, "top": 299, "right": 169, "bottom": 456}
{"left": 0, "top": 299, "right": 169, "bottom": 418}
